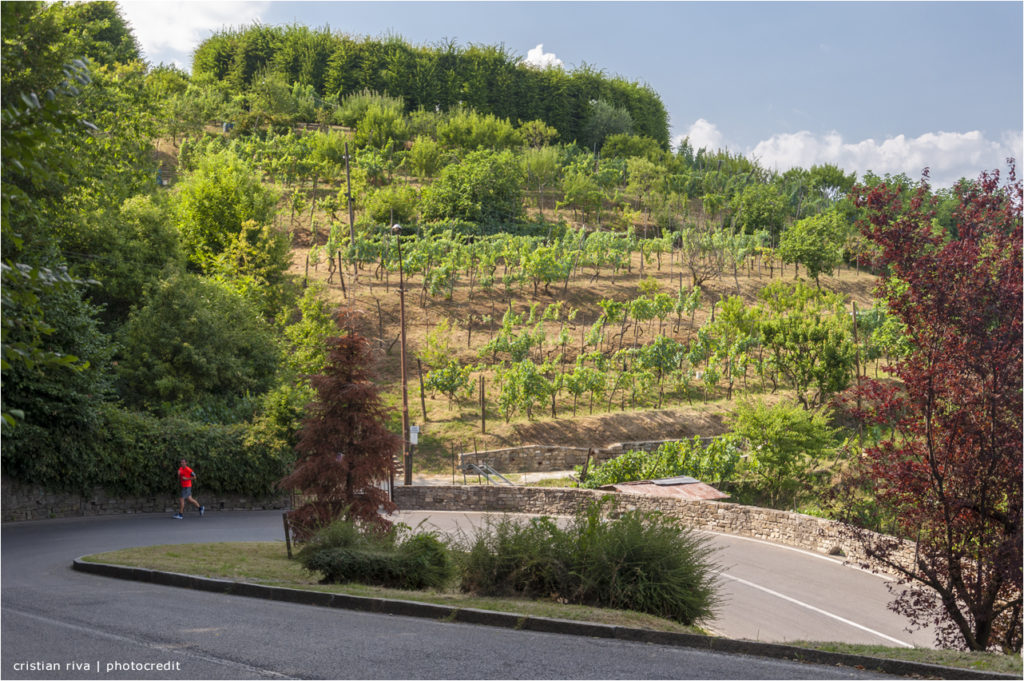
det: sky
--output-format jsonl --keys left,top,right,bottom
{"left": 119, "top": 1, "right": 1024, "bottom": 187}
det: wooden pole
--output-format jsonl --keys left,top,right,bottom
{"left": 282, "top": 512, "right": 292, "bottom": 559}
{"left": 479, "top": 375, "right": 486, "bottom": 433}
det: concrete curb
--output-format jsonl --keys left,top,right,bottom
{"left": 73, "top": 558, "right": 1017, "bottom": 680}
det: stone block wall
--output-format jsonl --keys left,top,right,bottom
{"left": 393, "top": 485, "right": 916, "bottom": 575}
{"left": 1, "top": 478, "right": 289, "bottom": 522}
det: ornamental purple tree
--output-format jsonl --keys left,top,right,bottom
{"left": 846, "top": 164, "right": 1022, "bottom": 652}
{"left": 280, "top": 314, "right": 398, "bottom": 538}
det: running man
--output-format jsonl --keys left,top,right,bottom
{"left": 174, "top": 459, "right": 205, "bottom": 519}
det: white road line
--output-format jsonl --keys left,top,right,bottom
{"left": 717, "top": 572, "right": 913, "bottom": 648}
{"left": 4, "top": 608, "right": 294, "bottom": 679}
{"left": 696, "top": 529, "right": 897, "bottom": 583}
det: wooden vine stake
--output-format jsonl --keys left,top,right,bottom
{"left": 479, "top": 375, "right": 486, "bottom": 433}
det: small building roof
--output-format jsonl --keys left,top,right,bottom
{"left": 598, "top": 476, "right": 729, "bottom": 500}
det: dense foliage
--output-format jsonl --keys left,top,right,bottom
{"left": 459, "top": 499, "right": 719, "bottom": 625}
{"left": 280, "top": 318, "right": 400, "bottom": 537}
{"left": 4, "top": 15, "right": 1016, "bottom": 654}
{"left": 581, "top": 436, "right": 744, "bottom": 489}
{"left": 191, "top": 26, "right": 670, "bottom": 148}
{"left": 298, "top": 516, "right": 453, "bottom": 590}
{"left": 846, "top": 167, "right": 1022, "bottom": 652}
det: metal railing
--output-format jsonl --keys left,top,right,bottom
{"left": 461, "top": 463, "right": 515, "bottom": 486}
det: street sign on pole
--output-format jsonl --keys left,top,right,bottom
{"left": 410, "top": 425, "right": 419, "bottom": 445}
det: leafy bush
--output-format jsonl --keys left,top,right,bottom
{"left": 405, "top": 135, "right": 445, "bottom": 178}
{"left": 729, "top": 397, "right": 837, "bottom": 508}
{"left": 2, "top": 402, "right": 293, "bottom": 497}
{"left": 459, "top": 500, "right": 718, "bottom": 625}
{"left": 419, "top": 149, "right": 524, "bottom": 225}
{"left": 364, "top": 183, "right": 419, "bottom": 224}
{"left": 435, "top": 108, "right": 521, "bottom": 151}
{"left": 115, "top": 271, "right": 280, "bottom": 418}
{"left": 173, "top": 149, "right": 278, "bottom": 269}
{"left": 459, "top": 515, "right": 568, "bottom": 597}
{"left": 299, "top": 517, "right": 453, "bottom": 590}
{"left": 581, "top": 435, "right": 744, "bottom": 488}
{"left": 335, "top": 89, "right": 404, "bottom": 128}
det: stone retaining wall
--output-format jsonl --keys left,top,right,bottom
{"left": 393, "top": 485, "right": 916, "bottom": 573}
{"left": 458, "top": 439, "right": 707, "bottom": 473}
{"left": 1, "top": 478, "right": 288, "bottom": 522}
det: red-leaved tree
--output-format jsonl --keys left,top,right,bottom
{"left": 280, "top": 315, "right": 399, "bottom": 538}
{"left": 846, "top": 165, "right": 1022, "bottom": 652}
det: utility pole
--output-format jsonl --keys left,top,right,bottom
{"left": 392, "top": 224, "right": 412, "bottom": 485}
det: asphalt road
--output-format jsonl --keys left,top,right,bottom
{"left": 1, "top": 509, "right": 908, "bottom": 680}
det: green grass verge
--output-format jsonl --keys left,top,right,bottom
{"left": 81, "top": 542, "right": 701, "bottom": 633}
{"left": 82, "top": 542, "right": 1023, "bottom": 676}
{"left": 790, "top": 641, "right": 1021, "bottom": 676}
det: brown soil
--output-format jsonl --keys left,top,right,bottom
{"left": 282, "top": 194, "right": 877, "bottom": 469}
{"left": 159, "top": 132, "right": 878, "bottom": 469}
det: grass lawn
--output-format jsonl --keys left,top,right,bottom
{"left": 84, "top": 541, "right": 1022, "bottom": 676}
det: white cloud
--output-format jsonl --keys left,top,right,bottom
{"left": 523, "top": 44, "right": 563, "bottom": 69}
{"left": 676, "top": 120, "right": 1020, "bottom": 188}
{"left": 120, "top": 2, "right": 269, "bottom": 67}
{"left": 751, "top": 128, "right": 1019, "bottom": 187}
{"left": 673, "top": 119, "right": 726, "bottom": 154}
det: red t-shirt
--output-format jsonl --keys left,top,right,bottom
{"left": 178, "top": 466, "right": 194, "bottom": 488}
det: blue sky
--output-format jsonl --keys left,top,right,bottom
{"left": 120, "top": 1, "right": 1023, "bottom": 187}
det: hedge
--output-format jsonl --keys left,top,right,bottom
{"left": 1, "top": 403, "right": 294, "bottom": 498}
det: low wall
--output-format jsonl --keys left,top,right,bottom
{"left": 1, "top": 478, "right": 288, "bottom": 522}
{"left": 458, "top": 439, "right": 707, "bottom": 473}
{"left": 392, "top": 485, "right": 916, "bottom": 572}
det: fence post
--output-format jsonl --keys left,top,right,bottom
{"left": 282, "top": 512, "right": 293, "bottom": 559}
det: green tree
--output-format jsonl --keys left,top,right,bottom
{"left": 497, "top": 359, "right": 550, "bottom": 421}
{"left": 807, "top": 163, "right": 856, "bottom": 203}
{"left": 425, "top": 359, "right": 474, "bottom": 408}
{"left": 731, "top": 183, "right": 786, "bottom": 238}
{"left": 406, "top": 134, "right": 445, "bottom": 178}
{"left": 115, "top": 272, "right": 280, "bottom": 419}
{"left": 209, "top": 219, "right": 294, "bottom": 317}
{"left": 779, "top": 209, "right": 848, "bottom": 287}
{"left": 174, "top": 149, "right": 279, "bottom": 269}
{"left": 420, "top": 149, "right": 524, "bottom": 225}
{"left": 730, "top": 397, "right": 837, "bottom": 508}
{"left": 353, "top": 101, "right": 409, "bottom": 149}
{"left": 520, "top": 146, "right": 561, "bottom": 218}
{"left": 581, "top": 99, "right": 633, "bottom": 152}
{"left": 518, "top": 119, "right": 558, "bottom": 148}
{"left": 436, "top": 108, "right": 521, "bottom": 151}
{"left": 758, "top": 280, "right": 857, "bottom": 407}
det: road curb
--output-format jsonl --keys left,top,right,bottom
{"left": 72, "top": 558, "right": 1017, "bottom": 680}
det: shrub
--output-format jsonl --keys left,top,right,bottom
{"left": 2, "top": 402, "right": 293, "bottom": 497}
{"left": 581, "top": 435, "right": 744, "bottom": 488}
{"left": 300, "top": 517, "right": 453, "bottom": 590}
{"left": 405, "top": 135, "right": 445, "bottom": 178}
{"left": 459, "top": 500, "right": 719, "bottom": 625}
{"left": 568, "top": 503, "right": 719, "bottom": 624}
{"left": 115, "top": 271, "right": 280, "bottom": 418}
{"left": 364, "top": 183, "right": 419, "bottom": 225}
{"left": 459, "top": 515, "right": 568, "bottom": 597}
{"left": 420, "top": 149, "right": 524, "bottom": 225}
{"left": 730, "top": 397, "right": 838, "bottom": 508}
